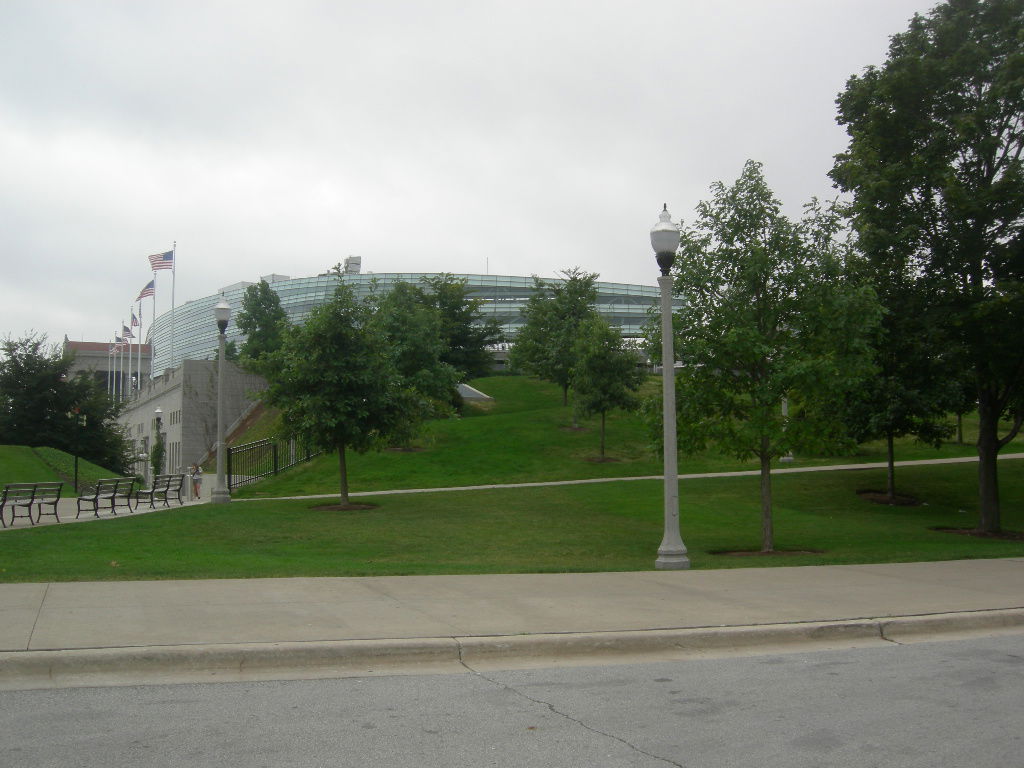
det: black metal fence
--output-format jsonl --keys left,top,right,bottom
{"left": 227, "top": 438, "right": 319, "bottom": 490}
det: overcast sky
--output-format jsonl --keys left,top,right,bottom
{"left": 2, "top": 0, "right": 929, "bottom": 347}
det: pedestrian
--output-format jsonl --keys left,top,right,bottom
{"left": 190, "top": 463, "right": 203, "bottom": 499}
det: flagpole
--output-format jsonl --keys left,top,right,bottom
{"left": 170, "top": 241, "right": 177, "bottom": 370}
{"left": 126, "top": 316, "right": 133, "bottom": 400}
{"left": 151, "top": 274, "right": 157, "bottom": 379}
{"left": 137, "top": 300, "right": 143, "bottom": 388}
{"left": 106, "top": 345, "right": 112, "bottom": 398}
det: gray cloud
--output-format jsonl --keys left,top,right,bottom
{"left": 1, "top": 0, "right": 924, "bottom": 346}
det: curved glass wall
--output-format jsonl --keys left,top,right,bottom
{"left": 147, "top": 272, "right": 664, "bottom": 374}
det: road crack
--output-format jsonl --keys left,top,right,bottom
{"left": 454, "top": 644, "right": 687, "bottom": 768}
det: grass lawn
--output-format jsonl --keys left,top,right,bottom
{"left": 234, "top": 375, "right": 1024, "bottom": 499}
{"left": 1, "top": 460, "right": 1021, "bottom": 583}
{"left": 0, "top": 445, "right": 113, "bottom": 489}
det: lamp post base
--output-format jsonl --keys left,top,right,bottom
{"left": 210, "top": 488, "right": 231, "bottom": 504}
{"left": 655, "top": 549, "right": 691, "bottom": 570}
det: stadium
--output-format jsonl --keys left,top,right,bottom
{"left": 146, "top": 259, "right": 663, "bottom": 373}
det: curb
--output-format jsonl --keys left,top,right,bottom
{"left": 3, "top": 608, "right": 1023, "bottom": 691}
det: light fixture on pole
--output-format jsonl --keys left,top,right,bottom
{"left": 651, "top": 204, "right": 690, "bottom": 570}
{"left": 211, "top": 299, "right": 232, "bottom": 504}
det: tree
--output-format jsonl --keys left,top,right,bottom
{"left": 236, "top": 280, "right": 288, "bottom": 373}
{"left": 838, "top": 261, "right": 959, "bottom": 503}
{"left": 150, "top": 427, "right": 165, "bottom": 478}
{"left": 570, "top": 316, "right": 646, "bottom": 459}
{"left": 371, "top": 281, "right": 461, "bottom": 441}
{"left": 831, "top": 0, "right": 1024, "bottom": 532}
{"left": 512, "top": 268, "right": 599, "bottom": 406}
{"left": 0, "top": 334, "right": 132, "bottom": 473}
{"left": 669, "top": 161, "right": 879, "bottom": 552}
{"left": 260, "top": 285, "right": 420, "bottom": 506}
{"left": 417, "top": 274, "right": 504, "bottom": 381}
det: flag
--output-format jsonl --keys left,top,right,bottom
{"left": 148, "top": 250, "right": 174, "bottom": 271}
{"left": 137, "top": 280, "right": 155, "bottom": 300}
{"left": 131, "top": 312, "right": 140, "bottom": 328}
{"left": 122, "top": 325, "right": 134, "bottom": 339}
{"left": 115, "top": 335, "right": 123, "bottom": 344}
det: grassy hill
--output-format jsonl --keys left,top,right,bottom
{"left": 0, "top": 445, "right": 118, "bottom": 488}
{"left": 2, "top": 376, "right": 1022, "bottom": 582}
{"left": 234, "top": 375, "right": 1023, "bottom": 499}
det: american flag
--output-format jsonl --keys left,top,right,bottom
{"left": 122, "top": 324, "right": 134, "bottom": 339}
{"left": 137, "top": 280, "right": 155, "bottom": 300}
{"left": 131, "top": 312, "right": 140, "bottom": 328}
{"left": 148, "top": 250, "right": 174, "bottom": 270}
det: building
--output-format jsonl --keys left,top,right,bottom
{"left": 119, "top": 360, "right": 267, "bottom": 478}
{"left": 146, "top": 264, "right": 662, "bottom": 372}
{"left": 64, "top": 340, "right": 152, "bottom": 399}
{"left": 100, "top": 263, "right": 663, "bottom": 477}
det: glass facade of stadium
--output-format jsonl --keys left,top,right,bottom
{"left": 147, "top": 272, "right": 662, "bottom": 374}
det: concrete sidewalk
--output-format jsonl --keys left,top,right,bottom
{"left": 2, "top": 559, "right": 1023, "bottom": 690}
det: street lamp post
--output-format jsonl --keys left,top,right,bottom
{"left": 153, "top": 407, "right": 163, "bottom": 478}
{"left": 211, "top": 299, "right": 232, "bottom": 504}
{"left": 651, "top": 204, "right": 690, "bottom": 570}
{"left": 68, "top": 409, "right": 86, "bottom": 493}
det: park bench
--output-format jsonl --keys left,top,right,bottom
{"left": 76, "top": 477, "right": 136, "bottom": 518}
{"left": 134, "top": 473, "right": 186, "bottom": 509}
{"left": 0, "top": 482, "right": 64, "bottom": 527}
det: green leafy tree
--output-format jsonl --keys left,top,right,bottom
{"left": 570, "top": 316, "right": 646, "bottom": 459}
{"left": 150, "top": 425, "right": 165, "bottom": 477}
{"left": 261, "top": 285, "right": 421, "bottom": 506}
{"left": 371, "top": 282, "right": 461, "bottom": 443}
{"left": 236, "top": 280, "right": 289, "bottom": 373}
{"left": 512, "top": 268, "right": 599, "bottom": 406}
{"left": 831, "top": 0, "right": 1024, "bottom": 532}
{"left": 669, "top": 161, "right": 880, "bottom": 552}
{"left": 838, "top": 263, "right": 958, "bottom": 503}
{"left": 0, "top": 334, "right": 131, "bottom": 473}
{"left": 418, "top": 274, "right": 504, "bottom": 381}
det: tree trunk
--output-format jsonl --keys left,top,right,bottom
{"left": 976, "top": 394, "right": 1001, "bottom": 533}
{"left": 562, "top": 384, "right": 569, "bottom": 407}
{"left": 600, "top": 411, "right": 606, "bottom": 459}
{"left": 886, "top": 430, "right": 896, "bottom": 503}
{"left": 760, "top": 446, "right": 774, "bottom": 553}
{"left": 337, "top": 444, "right": 349, "bottom": 506}
{"left": 956, "top": 413, "right": 964, "bottom": 445}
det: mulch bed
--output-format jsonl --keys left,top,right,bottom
{"left": 310, "top": 502, "right": 379, "bottom": 512}
{"left": 856, "top": 489, "right": 921, "bottom": 506}
{"left": 930, "top": 526, "right": 1024, "bottom": 541}
{"left": 709, "top": 549, "right": 825, "bottom": 557}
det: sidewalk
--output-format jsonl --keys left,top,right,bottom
{"left": 2, "top": 559, "right": 1023, "bottom": 690}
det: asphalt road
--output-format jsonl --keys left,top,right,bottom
{"left": 3, "top": 634, "right": 1022, "bottom": 767}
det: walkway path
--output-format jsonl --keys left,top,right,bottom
{"left": 4, "top": 452, "right": 1023, "bottom": 528}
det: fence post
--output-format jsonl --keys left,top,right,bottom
{"left": 273, "top": 441, "right": 279, "bottom": 476}
{"left": 227, "top": 445, "right": 233, "bottom": 492}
